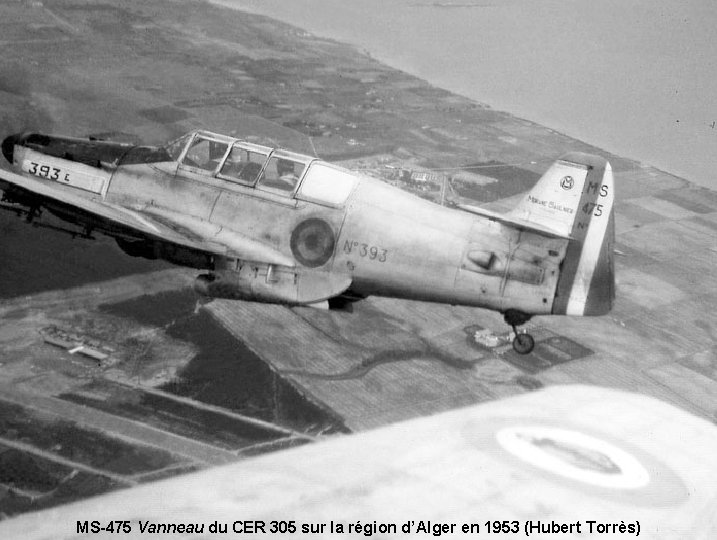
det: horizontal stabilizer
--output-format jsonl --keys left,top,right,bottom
{"left": 457, "top": 203, "right": 570, "bottom": 239}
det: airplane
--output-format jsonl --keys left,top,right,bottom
{"left": 0, "top": 129, "right": 614, "bottom": 354}
{"left": 0, "top": 385, "right": 714, "bottom": 539}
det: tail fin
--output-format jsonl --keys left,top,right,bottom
{"left": 511, "top": 152, "right": 615, "bottom": 316}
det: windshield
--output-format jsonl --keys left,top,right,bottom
{"left": 165, "top": 134, "right": 192, "bottom": 161}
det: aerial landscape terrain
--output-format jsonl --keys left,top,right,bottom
{"left": 0, "top": 0, "right": 716, "bottom": 519}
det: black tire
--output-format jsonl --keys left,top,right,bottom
{"left": 513, "top": 333, "right": 535, "bottom": 354}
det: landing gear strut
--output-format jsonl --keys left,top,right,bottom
{"left": 503, "top": 309, "right": 535, "bottom": 355}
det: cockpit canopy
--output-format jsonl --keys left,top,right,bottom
{"left": 164, "top": 130, "right": 357, "bottom": 206}
{"left": 166, "top": 131, "right": 312, "bottom": 194}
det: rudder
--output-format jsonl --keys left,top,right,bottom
{"left": 548, "top": 153, "right": 615, "bottom": 316}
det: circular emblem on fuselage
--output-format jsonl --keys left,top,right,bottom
{"left": 290, "top": 218, "right": 336, "bottom": 268}
{"left": 560, "top": 175, "right": 574, "bottom": 190}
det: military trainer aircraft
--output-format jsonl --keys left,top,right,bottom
{"left": 0, "top": 129, "right": 614, "bottom": 354}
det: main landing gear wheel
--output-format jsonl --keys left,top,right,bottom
{"left": 512, "top": 332, "right": 535, "bottom": 354}
{"left": 503, "top": 309, "right": 535, "bottom": 355}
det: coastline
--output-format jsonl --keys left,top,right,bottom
{"left": 209, "top": 0, "right": 717, "bottom": 190}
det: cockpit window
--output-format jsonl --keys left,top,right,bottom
{"left": 257, "top": 155, "right": 308, "bottom": 194}
{"left": 181, "top": 136, "right": 229, "bottom": 173}
{"left": 296, "top": 162, "right": 357, "bottom": 207}
{"left": 219, "top": 144, "right": 268, "bottom": 185}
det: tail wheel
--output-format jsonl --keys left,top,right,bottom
{"left": 513, "top": 333, "right": 535, "bottom": 355}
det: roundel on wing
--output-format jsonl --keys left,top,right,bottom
{"left": 290, "top": 218, "right": 336, "bottom": 268}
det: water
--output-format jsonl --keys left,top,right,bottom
{"left": 215, "top": 0, "right": 717, "bottom": 190}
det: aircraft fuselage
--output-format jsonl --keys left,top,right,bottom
{"left": 1, "top": 129, "right": 612, "bottom": 329}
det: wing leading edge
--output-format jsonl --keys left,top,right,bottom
{"left": 0, "top": 167, "right": 295, "bottom": 267}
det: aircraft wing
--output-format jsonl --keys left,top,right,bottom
{"left": 1, "top": 385, "right": 715, "bottom": 539}
{"left": 458, "top": 203, "right": 571, "bottom": 239}
{"left": 0, "top": 168, "right": 295, "bottom": 267}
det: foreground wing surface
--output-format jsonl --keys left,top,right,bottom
{"left": 1, "top": 385, "right": 715, "bottom": 539}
